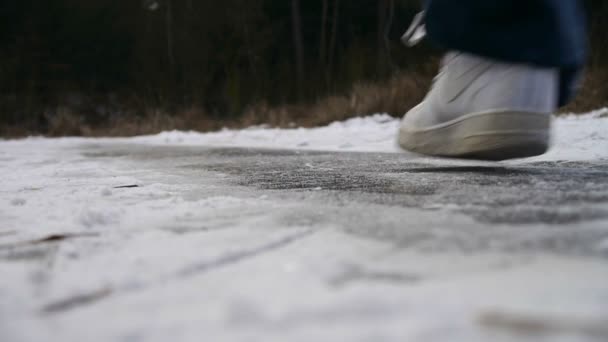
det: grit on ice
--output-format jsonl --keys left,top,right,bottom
{"left": 1, "top": 109, "right": 608, "bottom": 342}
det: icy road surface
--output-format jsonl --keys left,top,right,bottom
{"left": 1, "top": 112, "right": 608, "bottom": 342}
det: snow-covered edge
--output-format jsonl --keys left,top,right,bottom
{"left": 2, "top": 108, "right": 607, "bottom": 162}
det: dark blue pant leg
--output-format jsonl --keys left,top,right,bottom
{"left": 424, "top": 0, "right": 588, "bottom": 106}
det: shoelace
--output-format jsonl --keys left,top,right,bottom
{"left": 401, "top": 11, "right": 426, "bottom": 47}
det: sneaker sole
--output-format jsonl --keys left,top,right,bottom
{"left": 398, "top": 110, "right": 551, "bottom": 161}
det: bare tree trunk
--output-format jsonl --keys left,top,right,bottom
{"left": 377, "top": 0, "right": 387, "bottom": 74}
{"left": 291, "top": 0, "right": 305, "bottom": 99}
{"left": 184, "top": 0, "right": 194, "bottom": 103}
{"left": 384, "top": 0, "right": 396, "bottom": 71}
{"left": 242, "top": 15, "right": 259, "bottom": 97}
{"left": 319, "top": 0, "right": 328, "bottom": 66}
{"left": 327, "top": 0, "right": 340, "bottom": 87}
{"left": 377, "top": 0, "right": 395, "bottom": 76}
{"left": 166, "top": 0, "right": 175, "bottom": 78}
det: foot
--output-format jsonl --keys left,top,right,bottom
{"left": 398, "top": 52, "right": 559, "bottom": 160}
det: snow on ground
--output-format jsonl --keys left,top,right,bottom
{"left": 129, "top": 108, "right": 608, "bottom": 162}
{"left": 0, "top": 109, "right": 607, "bottom": 247}
{"left": 3, "top": 108, "right": 607, "bottom": 162}
{"left": 1, "top": 110, "right": 608, "bottom": 342}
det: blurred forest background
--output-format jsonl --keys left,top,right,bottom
{"left": 1, "top": 0, "right": 607, "bottom": 136}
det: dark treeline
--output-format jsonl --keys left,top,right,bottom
{"left": 1, "top": 0, "right": 607, "bottom": 136}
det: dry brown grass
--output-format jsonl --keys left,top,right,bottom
{"left": 239, "top": 69, "right": 434, "bottom": 129}
{"left": 561, "top": 65, "right": 608, "bottom": 114}
{"left": 96, "top": 107, "right": 219, "bottom": 137}
{"left": 2, "top": 60, "right": 607, "bottom": 138}
{"left": 46, "top": 107, "right": 91, "bottom": 136}
{"left": 73, "top": 68, "right": 434, "bottom": 137}
{"left": 34, "top": 106, "right": 223, "bottom": 137}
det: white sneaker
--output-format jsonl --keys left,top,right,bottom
{"left": 398, "top": 52, "right": 559, "bottom": 160}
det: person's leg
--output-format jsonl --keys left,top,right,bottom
{"left": 424, "top": 0, "right": 587, "bottom": 106}
{"left": 398, "top": 0, "right": 588, "bottom": 160}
